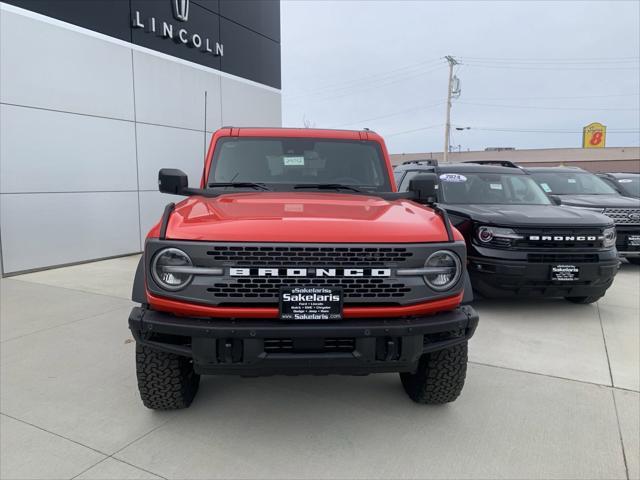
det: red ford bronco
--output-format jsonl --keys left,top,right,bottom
{"left": 129, "top": 127, "right": 479, "bottom": 409}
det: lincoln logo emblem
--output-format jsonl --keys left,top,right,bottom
{"left": 173, "top": 0, "right": 189, "bottom": 22}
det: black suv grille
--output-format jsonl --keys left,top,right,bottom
{"left": 206, "top": 245, "right": 414, "bottom": 267}
{"left": 528, "top": 253, "right": 599, "bottom": 263}
{"left": 604, "top": 208, "right": 640, "bottom": 225}
{"left": 513, "top": 228, "right": 605, "bottom": 249}
{"left": 208, "top": 277, "right": 411, "bottom": 300}
{"left": 264, "top": 338, "right": 355, "bottom": 354}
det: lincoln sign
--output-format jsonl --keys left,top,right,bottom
{"left": 132, "top": 0, "right": 224, "bottom": 57}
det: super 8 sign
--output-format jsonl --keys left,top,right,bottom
{"left": 582, "top": 122, "right": 606, "bottom": 148}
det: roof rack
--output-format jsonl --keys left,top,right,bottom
{"left": 462, "top": 160, "right": 520, "bottom": 168}
{"left": 401, "top": 159, "right": 439, "bottom": 166}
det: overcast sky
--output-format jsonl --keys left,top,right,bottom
{"left": 280, "top": 1, "right": 640, "bottom": 154}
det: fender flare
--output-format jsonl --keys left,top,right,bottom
{"left": 132, "top": 256, "right": 146, "bottom": 304}
{"left": 461, "top": 270, "right": 474, "bottom": 305}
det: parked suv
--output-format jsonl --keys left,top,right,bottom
{"left": 526, "top": 166, "right": 640, "bottom": 264}
{"left": 394, "top": 161, "right": 619, "bottom": 302}
{"left": 597, "top": 172, "right": 640, "bottom": 199}
{"left": 129, "top": 128, "right": 479, "bottom": 409}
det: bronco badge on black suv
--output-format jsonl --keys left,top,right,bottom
{"left": 129, "top": 128, "right": 479, "bottom": 410}
{"left": 394, "top": 161, "right": 619, "bottom": 303}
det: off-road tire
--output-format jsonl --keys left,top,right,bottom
{"left": 400, "top": 342, "right": 468, "bottom": 404}
{"left": 136, "top": 344, "right": 200, "bottom": 410}
{"left": 627, "top": 258, "right": 640, "bottom": 266}
{"left": 565, "top": 295, "right": 603, "bottom": 304}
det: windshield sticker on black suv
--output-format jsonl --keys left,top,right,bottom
{"left": 283, "top": 156, "right": 305, "bottom": 166}
{"left": 540, "top": 183, "right": 552, "bottom": 192}
{"left": 490, "top": 183, "right": 503, "bottom": 190}
{"left": 619, "top": 179, "right": 633, "bottom": 183}
{"left": 440, "top": 174, "right": 467, "bottom": 182}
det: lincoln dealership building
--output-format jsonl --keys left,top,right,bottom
{"left": 0, "top": 0, "right": 282, "bottom": 275}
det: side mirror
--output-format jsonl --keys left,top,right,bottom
{"left": 549, "top": 194, "right": 562, "bottom": 206}
{"left": 159, "top": 168, "right": 188, "bottom": 195}
{"left": 408, "top": 173, "right": 439, "bottom": 204}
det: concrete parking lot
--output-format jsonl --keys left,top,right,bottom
{"left": 1, "top": 256, "right": 638, "bottom": 480}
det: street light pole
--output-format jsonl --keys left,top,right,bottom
{"left": 443, "top": 55, "right": 458, "bottom": 163}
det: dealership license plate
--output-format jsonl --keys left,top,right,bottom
{"left": 551, "top": 264, "right": 580, "bottom": 282}
{"left": 628, "top": 235, "right": 640, "bottom": 246}
{"left": 280, "top": 287, "right": 343, "bottom": 320}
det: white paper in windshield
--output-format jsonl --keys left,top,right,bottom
{"left": 283, "top": 156, "right": 305, "bottom": 166}
{"left": 568, "top": 178, "right": 577, "bottom": 184}
{"left": 440, "top": 174, "right": 467, "bottom": 182}
{"left": 619, "top": 179, "right": 633, "bottom": 183}
{"left": 540, "top": 183, "right": 552, "bottom": 192}
{"left": 489, "top": 183, "right": 503, "bottom": 190}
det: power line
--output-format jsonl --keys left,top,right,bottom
{"left": 329, "top": 101, "right": 445, "bottom": 128}
{"left": 284, "top": 59, "right": 445, "bottom": 101}
{"left": 462, "top": 92, "right": 640, "bottom": 102}
{"left": 457, "top": 101, "right": 639, "bottom": 111}
{"left": 452, "top": 125, "right": 640, "bottom": 134}
{"left": 459, "top": 56, "right": 639, "bottom": 64}
{"left": 384, "top": 124, "right": 443, "bottom": 138}
{"left": 461, "top": 63, "right": 639, "bottom": 71}
{"left": 284, "top": 64, "right": 446, "bottom": 104}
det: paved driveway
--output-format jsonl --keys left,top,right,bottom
{"left": 1, "top": 256, "right": 638, "bottom": 480}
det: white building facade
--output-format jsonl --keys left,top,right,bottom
{"left": 0, "top": 0, "right": 282, "bottom": 274}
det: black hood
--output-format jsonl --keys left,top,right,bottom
{"left": 442, "top": 204, "right": 613, "bottom": 227}
{"left": 555, "top": 194, "right": 640, "bottom": 208}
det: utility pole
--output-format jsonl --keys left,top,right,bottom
{"left": 443, "top": 55, "right": 458, "bottom": 163}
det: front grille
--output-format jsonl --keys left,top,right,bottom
{"left": 527, "top": 253, "right": 599, "bottom": 263}
{"left": 145, "top": 240, "right": 466, "bottom": 307}
{"left": 604, "top": 208, "right": 640, "bottom": 225}
{"left": 513, "top": 228, "right": 604, "bottom": 249}
{"left": 206, "top": 245, "right": 413, "bottom": 267}
{"left": 208, "top": 277, "right": 411, "bottom": 300}
{"left": 264, "top": 338, "right": 355, "bottom": 354}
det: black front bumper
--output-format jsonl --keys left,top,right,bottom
{"left": 616, "top": 227, "right": 640, "bottom": 257}
{"left": 129, "top": 306, "right": 479, "bottom": 376}
{"left": 468, "top": 254, "right": 619, "bottom": 298}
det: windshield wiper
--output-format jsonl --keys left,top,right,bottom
{"left": 293, "top": 183, "right": 362, "bottom": 193}
{"left": 207, "top": 182, "right": 271, "bottom": 191}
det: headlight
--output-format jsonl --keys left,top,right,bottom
{"left": 151, "top": 248, "right": 193, "bottom": 291}
{"left": 476, "top": 226, "right": 523, "bottom": 244}
{"left": 423, "top": 250, "right": 462, "bottom": 291}
{"left": 568, "top": 206, "right": 605, "bottom": 214}
{"left": 603, "top": 227, "right": 617, "bottom": 248}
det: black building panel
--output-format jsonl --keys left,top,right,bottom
{"left": 219, "top": 0, "right": 280, "bottom": 42}
{"left": 3, "top": 0, "right": 132, "bottom": 41}
{"left": 220, "top": 17, "right": 281, "bottom": 89}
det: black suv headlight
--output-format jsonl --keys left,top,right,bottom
{"left": 476, "top": 226, "right": 523, "bottom": 244}
{"left": 423, "top": 250, "right": 462, "bottom": 291}
{"left": 603, "top": 227, "right": 616, "bottom": 248}
{"left": 151, "top": 248, "right": 194, "bottom": 291}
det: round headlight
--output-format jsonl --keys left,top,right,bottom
{"left": 477, "top": 226, "right": 494, "bottom": 243}
{"left": 151, "top": 248, "right": 193, "bottom": 291}
{"left": 603, "top": 227, "right": 617, "bottom": 248}
{"left": 424, "top": 250, "right": 462, "bottom": 291}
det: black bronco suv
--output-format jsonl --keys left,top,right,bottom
{"left": 526, "top": 166, "right": 640, "bottom": 264}
{"left": 394, "top": 161, "right": 619, "bottom": 303}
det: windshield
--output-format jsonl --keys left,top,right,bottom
{"left": 208, "top": 137, "right": 391, "bottom": 192}
{"left": 439, "top": 172, "right": 551, "bottom": 205}
{"left": 616, "top": 176, "right": 640, "bottom": 197}
{"left": 530, "top": 171, "right": 617, "bottom": 195}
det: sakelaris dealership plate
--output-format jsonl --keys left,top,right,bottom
{"left": 551, "top": 264, "right": 580, "bottom": 282}
{"left": 280, "top": 287, "right": 343, "bottom": 320}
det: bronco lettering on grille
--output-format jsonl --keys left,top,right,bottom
{"left": 229, "top": 268, "right": 392, "bottom": 277}
{"left": 528, "top": 235, "right": 600, "bottom": 241}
